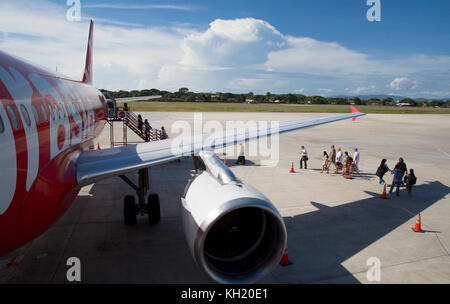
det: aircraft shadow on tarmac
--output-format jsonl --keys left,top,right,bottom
{"left": 68, "top": 166, "right": 449, "bottom": 284}
{"left": 308, "top": 168, "right": 377, "bottom": 181}
{"left": 221, "top": 159, "right": 260, "bottom": 168}
{"left": 11, "top": 157, "right": 447, "bottom": 284}
{"left": 280, "top": 181, "right": 449, "bottom": 283}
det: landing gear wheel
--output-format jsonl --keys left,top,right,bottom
{"left": 147, "top": 194, "right": 160, "bottom": 224}
{"left": 124, "top": 195, "right": 137, "bottom": 226}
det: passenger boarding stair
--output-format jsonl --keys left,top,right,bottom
{"left": 107, "top": 106, "right": 162, "bottom": 147}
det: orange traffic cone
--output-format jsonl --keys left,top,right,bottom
{"left": 380, "top": 184, "right": 388, "bottom": 199}
{"left": 412, "top": 213, "right": 423, "bottom": 233}
{"left": 97, "top": 143, "right": 101, "bottom": 150}
{"left": 289, "top": 162, "right": 295, "bottom": 173}
{"left": 280, "top": 247, "right": 292, "bottom": 266}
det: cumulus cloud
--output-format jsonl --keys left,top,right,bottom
{"left": 179, "top": 18, "right": 286, "bottom": 68}
{"left": 389, "top": 77, "right": 418, "bottom": 91}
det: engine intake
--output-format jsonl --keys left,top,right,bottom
{"left": 181, "top": 151, "right": 287, "bottom": 284}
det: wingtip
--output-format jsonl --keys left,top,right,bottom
{"left": 350, "top": 105, "right": 360, "bottom": 113}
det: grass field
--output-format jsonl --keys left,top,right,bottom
{"left": 118, "top": 101, "right": 450, "bottom": 114}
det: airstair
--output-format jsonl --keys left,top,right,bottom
{"left": 107, "top": 105, "right": 162, "bottom": 147}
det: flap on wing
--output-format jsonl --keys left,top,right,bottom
{"left": 76, "top": 110, "right": 365, "bottom": 186}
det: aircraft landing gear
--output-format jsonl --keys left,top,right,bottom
{"left": 119, "top": 168, "right": 160, "bottom": 226}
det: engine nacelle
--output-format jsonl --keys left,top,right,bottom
{"left": 181, "top": 151, "right": 287, "bottom": 284}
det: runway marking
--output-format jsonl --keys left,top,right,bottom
{"left": 438, "top": 149, "right": 450, "bottom": 159}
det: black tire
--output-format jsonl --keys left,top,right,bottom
{"left": 124, "top": 195, "right": 137, "bottom": 226}
{"left": 147, "top": 194, "right": 160, "bottom": 224}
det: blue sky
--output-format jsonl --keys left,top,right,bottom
{"left": 81, "top": 0, "right": 450, "bottom": 55}
{"left": 1, "top": 0, "right": 450, "bottom": 98}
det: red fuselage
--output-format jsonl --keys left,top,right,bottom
{"left": 0, "top": 50, "right": 107, "bottom": 256}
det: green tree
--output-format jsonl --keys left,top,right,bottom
{"left": 178, "top": 87, "right": 189, "bottom": 95}
{"left": 353, "top": 97, "right": 363, "bottom": 105}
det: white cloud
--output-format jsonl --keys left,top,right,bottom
{"left": 346, "top": 85, "right": 377, "bottom": 95}
{"left": 265, "top": 37, "right": 373, "bottom": 76}
{"left": 318, "top": 88, "right": 334, "bottom": 93}
{"left": 389, "top": 77, "right": 418, "bottom": 91}
{"left": 179, "top": 18, "right": 286, "bottom": 68}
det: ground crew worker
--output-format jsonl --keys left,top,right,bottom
{"left": 236, "top": 143, "right": 246, "bottom": 165}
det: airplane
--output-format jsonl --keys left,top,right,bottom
{"left": 0, "top": 20, "right": 365, "bottom": 284}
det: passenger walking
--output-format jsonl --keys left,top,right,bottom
{"left": 321, "top": 151, "right": 330, "bottom": 174}
{"left": 376, "top": 159, "right": 391, "bottom": 184}
{"left": 300, "top": 146, "right": 308, "bottom": 169}
{"left": 330, "top": 145, "right": 336, "bottom": 169}
{"left": 404, "top": 169, "right": 417, "bottom": 197}
{"left": 394, "top": 157, "right": 408, "bottom": 185}
{"left": 342, "top": 152, "right": 353, "bottom": 176}
{"left": 389, "top": 168, "right": 403, "bottom": 196}
{"left": 335, "top": 147, "right": 343, "bottom": 173}
{"left": 144, "top": 119, "right": 151, "bottom": 142}
{"left": 353, "top": 148, "right": 360, "bottom": 174}
{"left": 137, "top": 114, "right": 143, "bottom": 133}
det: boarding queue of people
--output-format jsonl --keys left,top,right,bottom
{"left": 300, "top": 144, "right": 417, "bottom": 197}
{"left": 136, "top": 113, "right": 168, "bottom": 142}
{"left": 314, "top": 145, "right": 360, "bottom": 177}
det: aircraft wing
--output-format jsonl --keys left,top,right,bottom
{"left": 76, "top": 110, "right": 365, "bottom": 186}
{"left": 114, "top": 95, "right": 162, "bottom": 103}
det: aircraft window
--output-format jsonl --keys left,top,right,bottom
{"left": 70, "top": 104, "right": 76, "bottom": 116}
{"left": 56, "top": 104, "right": 61, "bottom": 119}
{"left": 0, "top": 116, "right": 4, "bottom": 133}
{"left": 65, "top": 104, "right": 71, "bottom": 116}
{"left": 31, "top": 104, "right": 40, "bottom": 124}
{"left": 40, "top": 104, "right": 48, "bottom": 122}
{"left": 6, "top": 104, "right": 20, "bottom": 130}
{"left": 53, "top": 105, "right": 58, "bottom": 119}
{"left": 20, "top": 105, "right": 31, "bottom": 127}
{"left": 47, "top": 104, "right": 55, "bottom": 120}
{"left": 61, "top": 104, "right": 66, "bottom": 118}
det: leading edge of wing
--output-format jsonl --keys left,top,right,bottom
{"left": 76, "top": 110, "right": 365, "bottom": 186}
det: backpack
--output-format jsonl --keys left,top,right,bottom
{"left": 407, "top": 174, "right": 417, "bottom": 185}
{"left": 376, "top": 167, "right": 383, "bottom": 177}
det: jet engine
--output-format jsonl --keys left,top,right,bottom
{"left": 181, "top": 151, "right": 287, "bottom": 284}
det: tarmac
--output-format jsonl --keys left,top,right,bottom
{"left": 1, "top": 112, "right": 450, "bottom": 284}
